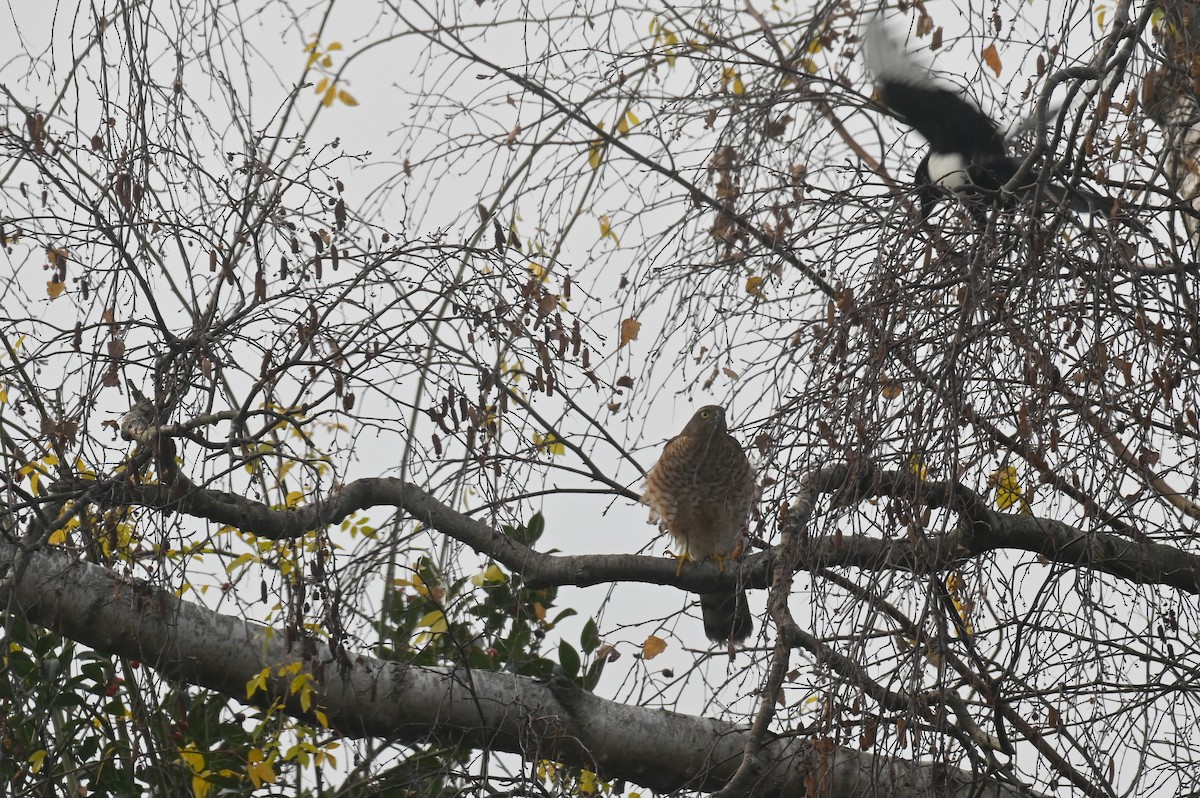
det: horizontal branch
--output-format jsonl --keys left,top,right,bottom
{"left": 0, "top": 538, "right": 1037, "bottom": 798}
{"left": 70, "top": 464, "right": 1200, "bottom": 596}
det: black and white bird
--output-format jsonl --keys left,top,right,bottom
{"left": 865, "top": 19, "right": 1091, "bottom": 225}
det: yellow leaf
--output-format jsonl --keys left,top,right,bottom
{"left": 981, "top": 44, "right": 1002, "bottom": 77}
{"left": 619, "top": 317, "right": 641, "bottom": 347}
{"left": 305, "top": 52, "right": 321, "bottom": 69}
{"left": 285, "top": 490, "right": 304, "bottom": 508}
{"left": 599, "top": 215, "right": 619, "bottom": 244}
{"left": 470, "top": 563, "right": 508, "bottom": 586}
{"left": 745, "top": 275, "right": 764, "bottom": 296}
{"left": 315, "top": 77, "right": 329, "bottom": 94}
{"left": 418, "top": 610, "right": 448, "bottom": 634}
{"left": 327, "top": 41, "right": 343, "bottom": 51}
{"left": 320, "top": 55, "right": 333, "bottom": 68}
{"left": 247, "top": 748, "right": 276, "bottom": 789}
{"left": 303, "top": 40, "right": 319, "bottom": 53}
{"left": 226, "top": 552, "right": 256, "bottom": 573}
{"left": 180, "top": 747, "right": 205, "bottom": 774}
{"left": 289, "top": 672, "right": 310, "bottom": 696}
{"left": 48, "top": 528, "right": 68, "bottom": 546}
{"left": 880, "top": 378, "right": 902, "bottom": 400}
{"left": 587, "top": 141, "right": 604, "bottom": 170}
{"left": 579, "top": 769, "right": 598, "bottom": 794}
{"left": 279, "top": 660, "right": 302, "bottom": 676}
{"left": 533, "top": 431, "right": 566, "bottom": 456}
{"left": 642, "top": 634, "right": 667, "bottom": 660}
{"left": 28, "top": 750, "right": 47, "bottom": 774}
{"left": 314, "top": 709, "right": 329, "bottom": 728}
{"left": 46, "top": 281, "right": 65, "bottom": 299}
{"left": 989, "top": 466, "right": 1030, "bottom": 514}
{"left": 246, "top": 667, "right": 270, "bottom": 699}
{"left": 322, "top": 87, "right": 337, "bottom": 107}
{"left": 406, "top": 573, "right": 433, "bottom": 597}
{"left": 338, "top": 89, "right": 358, "bottom": 106}
{"left": 907, "top": 453, "right": 927, "bottom": 481}
{"left": 720, "top": 66, "right": 746, "bottom": 94}
{"left": 191, "top": 775, "right": 212, "bottom": 798}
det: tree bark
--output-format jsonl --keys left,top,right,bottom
{"left": 0, "top": 537, "right": 1039, "bottom": 798}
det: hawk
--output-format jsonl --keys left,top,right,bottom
{"left": 642, "top": 405, "right": 755, "bottom": 644}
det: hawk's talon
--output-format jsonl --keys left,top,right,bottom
{"left": 666, "top": 550, "right": 694, "bottom": 577}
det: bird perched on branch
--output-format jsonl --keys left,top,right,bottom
{"left": 865, "top": 17, "right": 1094, "bottom": 225}
{"left": 642, "top": 405, "right": 755, "bottom": 645}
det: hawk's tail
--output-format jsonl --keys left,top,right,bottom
{"left": 700, "top": 590, "right": 753, "bottom": 644}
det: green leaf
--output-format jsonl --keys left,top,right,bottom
{"left": 557, "top": 641, "right": 581, "bottom": 679}
{"left": 582, "top": 658, "right": 606, "bottom": 691}
{"left": 526, "top": 512, "right": 545, "bottom": 543}
{"left": 581, "top": 618, "right": 600, "bottom": 653}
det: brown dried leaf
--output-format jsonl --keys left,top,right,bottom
{"left": 982, "top": 44, "right": 1003, "bottom": 77}
{"left": 642, "top": 635, "right": 667, "bottom": 660}
{"left": 619, "top": 318, "right": 641, "bottom": 347}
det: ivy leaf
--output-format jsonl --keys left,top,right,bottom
{"left": 581, "top": 618, "right": 600, "bottom": 653}
{"left": 558, "top": 640, "right": 581, "bottom": 679}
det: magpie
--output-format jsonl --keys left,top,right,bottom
{"left": 865, "top": 19, "right": 1091, "bottom": 225}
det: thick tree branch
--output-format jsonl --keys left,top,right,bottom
{"left": 64, "top": 464, "right": 1200, "bottom": 597}
{"left": 0, "top": 537, "right": 1041, "bottom": 798}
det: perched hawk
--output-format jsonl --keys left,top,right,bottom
{"left": 642, "top": 405, "right": 755, "bottom": 644}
